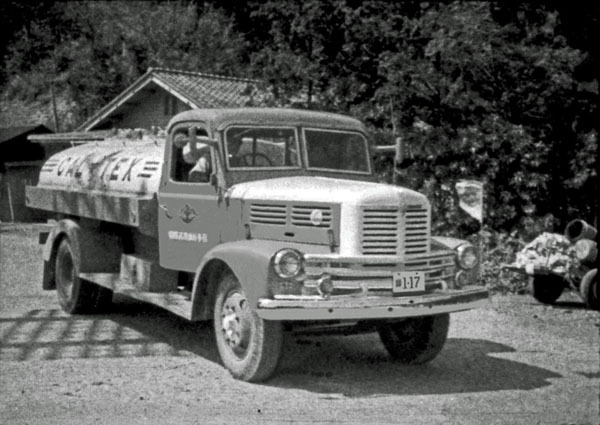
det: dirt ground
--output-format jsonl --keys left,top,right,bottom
{"left": 1, "top": 224, "right": 599, "bottom": 425}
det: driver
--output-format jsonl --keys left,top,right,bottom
{"left": 183, "top": 141, "right": 211, "bottom": 182}
{"left": 174, "top": 131, "right": 212, "bottom": 182}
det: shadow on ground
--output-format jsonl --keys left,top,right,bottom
{"left": 0, "top": 295, "right": 219, "bottom": 364}
{"left": 269, "top": 333, "right": 562, "bottom": 397}
{"left": 0, "top": 294, "right": 561, "bottom": 398}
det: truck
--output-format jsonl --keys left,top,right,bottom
{"left": 26, "top": 108, "right": 488, "bottom": 382}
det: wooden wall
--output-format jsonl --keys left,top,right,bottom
{"left": 0, "top": 162, "right": 47, "bottom": 222}
{"left": 116, "top": 91, "right": 191, "bottom": 130}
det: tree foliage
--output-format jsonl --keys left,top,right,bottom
{"left": 242, "top": 1, "right": 597, "bottom": 231}
{"left": 3, "top": 1, "right": 245, "bottom": 127}
{"left": 1, "top": 0, "right": 597, "bottom": 231}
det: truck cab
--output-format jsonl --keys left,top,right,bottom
{"left": 27, "top": 108, "right": 488, "bottom": 382}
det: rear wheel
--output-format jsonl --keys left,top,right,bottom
{"left": 55, "top": 238, "right": 112, "bottom": 314}
{"left": 377, "top": 314, "right": 450, "bottom": 364}
{"left": 580, "top": 269, "right": 599, "bottom": 310}
{"left": 213, "top": 273, "right": 283, "bottom": 382}
{"left": 529, "top": 275, "right": 565, "bottom": 305}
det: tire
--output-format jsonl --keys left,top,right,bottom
{"left": 529, "top": 274, "right": 565, "bottom": 305}
{"left": 55, "top": 238, "right": 112, "bottom": 314}
{"left": 377, "top": 314, "right": 450, "bottom": 364}
{"left": 580, "top": 269, "right": 599, "bottom": 310}
{"left": 213, "top": 273, "right": 283, "bottom": 382}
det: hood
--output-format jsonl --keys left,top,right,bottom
{"left": 227, "top": 176, "right": 428, "bottom": 207}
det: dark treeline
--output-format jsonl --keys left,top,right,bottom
{"left": 0, "top": 1, "right": 597, "bottom": 232}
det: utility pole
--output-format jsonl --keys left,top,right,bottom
{"left": 51, "top": 83, "right": 60, "bottom": 133}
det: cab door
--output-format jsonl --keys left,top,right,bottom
{"left": 157, "top": 123, "right": 235, "bottom": 272}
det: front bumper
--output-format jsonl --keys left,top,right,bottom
{"left": 257, "top": 286, "right": 488, "bottom": 320}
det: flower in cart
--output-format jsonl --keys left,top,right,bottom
{"left": 515, "top": 233, "right": 580, "bottom": 279}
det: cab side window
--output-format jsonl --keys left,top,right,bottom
{"left": 171, "top": 127, "right": 212, "bottom": 183}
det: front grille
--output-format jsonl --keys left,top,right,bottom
{"left": 360, "top": 205, "right": 430, "bottom": 256}
{"left": 249, "top": 203, "right": 286, "bottom": 225}
{"left": 360, "top": 208, "right": 400, "bottom": 255}
{"left": 291, "top": 206, "right": 332, "bottom": 228}
{"left": 404, "top": 205, "right": 429, "bottom": 255}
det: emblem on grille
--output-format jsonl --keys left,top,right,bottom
{"left": 310, "top": 209, "right": 323, "bottom": 226}
{"left": 179, "top": 204, "right": 198, "bottom": 223}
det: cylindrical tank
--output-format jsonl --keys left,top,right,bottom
{"left": 38, "top": 138, "right": 165, "bottom": 197}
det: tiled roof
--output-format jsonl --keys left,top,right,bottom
{"left": 152, "top": 68, "right": 259, "bottom": 108}
{"left": 79, "top": 68, "right": 263, "bottom": 131}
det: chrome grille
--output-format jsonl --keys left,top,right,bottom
{"left": 361, "top": 208, "right": 400, "bottom": 255}
{"left": 291, "top": 206, "right": 332, "bottom": 228}
{"left": 404, "top": 205, "right": 429, "bottom": 255}
{"left": 249, "top": 203, "right": 286, "bottom": 225}
{"left": 361, "top": 205, "right": 430, "bottom": 256}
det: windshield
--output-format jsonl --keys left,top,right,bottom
{"left": 224, "top": 126, "right": 300, "bottom": 169}
{"left": 304, "top": 128, "right": 371, "bottom": 174}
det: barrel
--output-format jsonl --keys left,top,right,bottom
{"left": 565, "top": 219, "right": 597, "bottom": 243}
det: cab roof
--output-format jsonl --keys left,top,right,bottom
{"left": 167, "top": 108, "right": 367, "bottom": 133}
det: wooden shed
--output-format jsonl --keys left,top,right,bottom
{"left": 0, "top": 125, "right": 52, "bottom": 222}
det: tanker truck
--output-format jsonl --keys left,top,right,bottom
{"left": 26, "top": 108, "right": 488, "bottom": 382}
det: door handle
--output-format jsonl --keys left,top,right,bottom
{"left": 159, "top": 204, "right": 172, "bottom": 219}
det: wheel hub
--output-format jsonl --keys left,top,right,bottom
{"left": 221, "top": 292, "right": 252, "bottom": 355}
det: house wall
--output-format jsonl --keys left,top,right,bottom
{"left": 117, "top": 91, "right": 191, "bottom": 130}
{"left": 0, "top": 162, "right": 47, "bottom": 222}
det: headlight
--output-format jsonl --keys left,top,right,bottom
{"left": 273, "top": 249, "right": 304, "bottom": 279}
{"left": 456, "top": 244, "right": 478, "bottom": 270}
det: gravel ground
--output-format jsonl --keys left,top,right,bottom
{"left": 1, "top": 224, "right": 599, "bottom": 425}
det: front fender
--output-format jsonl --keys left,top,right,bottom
{"left": 192, "top": 239, "right": 330, "bottom": 310}
{"left": 431, "top": 236, "right": 470, "bottom": 251}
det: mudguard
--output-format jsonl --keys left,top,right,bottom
{"left": 431, "top": 236, "right": 471, "bottom": 251}
{"left": 190, "top": 239, "right": 330, "bottom": 319}
{"left": 42, "top": 219, "right": 121, "bottom": 290}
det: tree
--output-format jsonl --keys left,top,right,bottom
{"left": 3, "top": 1, "right": 246, "bottom": 128}
{"left": 244, "top": 1, "right": 596, "bottom": 230}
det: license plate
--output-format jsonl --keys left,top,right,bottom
{"left": 393, "top": 271, "right": 426, "bottom": 295}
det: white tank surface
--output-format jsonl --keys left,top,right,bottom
{"left": 38, "top": 138, "right": 165, "bottom": 197}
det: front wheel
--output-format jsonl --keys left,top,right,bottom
{"left": 55, "top": 238, "right": 112, "bottom": 314}
{"left": 213, "top": 273, "right": 283, "bottom": 382}
{"left": 377, "top": 314, "right": 450, "bottom": 364}
{"left": 580, "top": 269, "right": 599, "bottom": 310}
{"left": 529, "top": 275, "right": 565, "bottom": 305}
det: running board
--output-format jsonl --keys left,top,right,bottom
{"left": 79, "top": 272, "right": 193, "bottom": 320}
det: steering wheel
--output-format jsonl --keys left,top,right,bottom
{"left": 241, "top": 153, "right": 273, "bottom": 167}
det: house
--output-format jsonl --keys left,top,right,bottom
{"left": 78, "top": 67, "right": 261, "bottom": 131}
{"left": 0, "top": 124, "right": 52, "bottom": 221}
